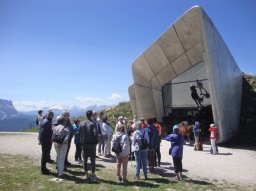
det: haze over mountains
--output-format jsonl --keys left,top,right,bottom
{"left": 0, "top": 98, "right": 112, "bottom": 132}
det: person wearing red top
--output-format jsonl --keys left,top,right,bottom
{"left": 141, "top": 117, "right": 147, "bottom": 128}
{"left": 208, "top": 124, "right": 218, "bottom": 155}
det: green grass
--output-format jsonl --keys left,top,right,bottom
{"left": 0, "top": 154, "right": 248, "bottom": 191}
{"left": 78, "top": 101, "right": 133, "bottom": 130}
{"left": 19, "top": 126, "right": 39, "bottom": 133}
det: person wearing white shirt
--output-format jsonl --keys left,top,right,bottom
{"left": 102, "top": 116, "right": 113, "bottom": 158}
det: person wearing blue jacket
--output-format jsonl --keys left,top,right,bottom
{"left": 73, "top": 118, "right": 82, "bottom": 163}
{"left": 145, "top": 117, "right": 158, "bottom": 173}
{"left": 38, "top": 110, "right": 54, "bottom": 174}
{"left": 166, "top": 124, "right": 184, "bottom": 181}
{"left": 192, "top": 121, "right": 200, "bottom": 151}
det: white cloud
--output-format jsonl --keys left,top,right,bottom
{"left": 14, "top": 93, "right": 129, "bottom": 112}
{"left": 75, "top": 96, "right": 105, "bottom": 103}
{"left": 108, "top": 93, "right": 122, "bottom": 100}
{"left": 13, "top": 100, "right": 59, "bottom": 112}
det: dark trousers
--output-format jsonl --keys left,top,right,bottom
{"left": 172, "top": 157, "right": 182, "bottom": 173}
{"left": 148, "top": 149, "right": 156, "bottom": 172}
{"left": 65, "top": 137, "right": 72, "bottom": 164}
{"left": 83, "top": 144, "right": 97, "bottom": 174}
{"left": 75, "top": 143, "right": 82, "bottom": 161}
{"left": 155, "top": 136, "right": 161, "bottom": 166}
{"left": 41, "top": 141, "right": 52, "bottom": 171}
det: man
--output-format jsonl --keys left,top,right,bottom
{"left": 38, "top": 110, "right": 54, "bottom": 174}
{"left": 152, "top": 116, "right": 162, "bottom": 167}
{"left": 97, "top": 112, "right": 105, "bottom": 156}
{"left": 193, "top": 121, "right": 200, "bottom": 151}
{"left": 62, "top": 111, "right": 74, "bottom": 167}
{"left": 79, "top": 110, "right": 100, "bottom": 181}
{"left": 115, "top": 116, "right": 126, "bottom": 132}
{"left": 37, "top": 110, "right": 44, "bottom": 126}
{"left": 145, "top": 118, "right": 158, "bottom": 173}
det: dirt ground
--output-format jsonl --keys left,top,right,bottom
{"left": 0, "top": 132, "right": 255, "bottom": 187}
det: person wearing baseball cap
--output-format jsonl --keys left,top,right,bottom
{"left": 209, "top": 124, "right": 218, "bottom": 155}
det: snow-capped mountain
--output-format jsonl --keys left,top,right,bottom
{"left": 0, "top": 99, "right": 18, "bottom": 119}
{"left": 19, "top": 104, "right": 113, "bottom": 117}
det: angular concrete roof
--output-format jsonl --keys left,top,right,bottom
{"left": 129, "top": 6, "right": 242, "bottom": 143}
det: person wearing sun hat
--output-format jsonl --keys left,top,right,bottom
{"left": 115, "top": 116, "right": 126, "bottom": 133}
{"left": 165, "top": 124, "right": 184, "bottom": 181}
{"left": 209, "top": 124, "right": 218, "bottom": 155}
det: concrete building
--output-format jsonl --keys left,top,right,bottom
{"left": 128, "top": 6, "right": 242, "bottom": 143}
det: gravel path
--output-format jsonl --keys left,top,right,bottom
{"left": 0, "top": 132, "right": 256, "bottom": 187}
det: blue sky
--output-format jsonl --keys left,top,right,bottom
{"left": 0, "top": 0, "right": 255, "bottom": 111}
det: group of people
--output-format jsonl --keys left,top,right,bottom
{"left": 38, "top": 109, "right": 218, "bottom": 183}
{"left": 38, "top": 110, "right": 163, "bottom": 183}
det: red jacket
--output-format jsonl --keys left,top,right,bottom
{"left": 208, "top": 127, "right": 217, "bottom": 139}
{"left": 153, "top": 123, "right": 162, "bottom": 135}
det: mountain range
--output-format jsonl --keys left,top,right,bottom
{"left": 0, "top": 98, "right": 113, "bottom": 132}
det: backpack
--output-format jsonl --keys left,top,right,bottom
{"left": 139, "top": 130, "right": 148, "bottom": 150}
{"left": 112, "top": 135, "right": 123, "bottom": 154}
{"left": 52, "top": 126, "right": 65, "bottom": 144}
{"left": 52, "top": 134, "right": 65, "bottom": 144}
{"left": 36, "top": 117, "right": 39, "bottom": 125}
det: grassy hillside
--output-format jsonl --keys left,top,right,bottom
{"left": 104, "top": 101, "right": 133, "bottom": 128}
{"left": 78, "top": 101, "right": 133, "bottom": 129}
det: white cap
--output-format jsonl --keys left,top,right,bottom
{"left": 210, "top": 124, "right": 216, "bottom": 127}
{"left": 118, "top": 116, "right": 123, "bottom": 120}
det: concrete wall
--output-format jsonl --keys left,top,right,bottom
{"left": 202, "top": 12, "right": 243, "bottom": 142}
{"left": 129, "top": 6, "right": 242, "bottom": 143}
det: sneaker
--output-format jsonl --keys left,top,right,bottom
{"left": 90, "top": 174, "right": 99, "bottom": 181}
{"left": 95, "top": 155, "right": 100, "bottom": 158}
{"left": 121, "top": 179, "right": 129, "bottom": 184}
{"left": 117, "top": 177, "right": 122, "bottom": 183}
{"left": 173, "top": 176, "right": 180, "bottom": 181}
{"left": 58, "top": 174, "right": 65, "bottom": 179}
{"left": 104, "top": 155, "right": 110, "bottom": 158}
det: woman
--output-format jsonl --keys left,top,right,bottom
{"left": 102, "top": 116, "right": 113, "bottom": 158}
{"left": 166, "top": 124, "right": 184, "bottom": 181}
{"left": 127, "top": 120, "right": 135, "bottom": 161}
{"left": 73, "top": 118, "right": 82, "bottom": 163}
{"left": 112, "top": 124, "right": 130, "bottom": 183}
{"left": 52, "top": 116, "right": 70, "bottom": 179}
{"left": 131, "top": 121, "right": 150, "bottom": 180}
